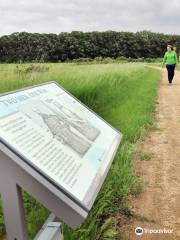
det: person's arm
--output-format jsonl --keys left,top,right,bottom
{"left": 175, "top": 52, "right": 179, "bottom": 65}
{"left": 162, "top": 52, "right": 167, "bottom": 67}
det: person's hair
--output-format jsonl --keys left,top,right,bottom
{"left": 167, "top": 44, "right": 174, "bottom": 50}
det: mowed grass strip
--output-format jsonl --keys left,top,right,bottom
{"left": 0, "top": 63, "right": 160, "bottom": 239}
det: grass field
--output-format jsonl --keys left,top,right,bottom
{"left": 0, "top": 63, "right": 160, "bottom": 239}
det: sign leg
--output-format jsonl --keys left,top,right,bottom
{"left": 1, "top": 184, "right": 27, "bottom": 240}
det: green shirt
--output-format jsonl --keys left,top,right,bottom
{"left": 162, "top": 50, "right": 179, "bottom": 66}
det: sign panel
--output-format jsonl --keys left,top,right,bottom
{"left": 0, "top": 82, "right": 122, "bottom": 210}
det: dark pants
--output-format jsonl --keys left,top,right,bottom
{"left": 166, "top": 64, "right": 176, "bottom": 83}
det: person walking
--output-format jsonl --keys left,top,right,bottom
{"left": 162, "top": 44, "right": 179, "bottom": 84}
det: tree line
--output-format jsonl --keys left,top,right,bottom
{"left": 0, "top": 31, "right": 179, "bottom": 63}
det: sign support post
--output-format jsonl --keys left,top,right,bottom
{"left": 0, "top": 151, "right": 64, "bottom": 240}
{"left": 0, "top": 178, "right": 27, "bottom": 240}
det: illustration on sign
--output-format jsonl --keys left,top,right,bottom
{"left": 20, "top": 100, "right": 100, "bottom": 157}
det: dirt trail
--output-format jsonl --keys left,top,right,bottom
{"left": 126, "top": 67, "right": 180, "bottom": 240}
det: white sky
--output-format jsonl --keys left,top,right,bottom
{"left": 0, "top": 0, "right": 179, "bottom": 36}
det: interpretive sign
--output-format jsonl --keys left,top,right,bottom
{"left": 0, "top": 82, "right": 122, "bottom": 211}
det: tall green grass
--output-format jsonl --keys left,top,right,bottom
{"left": 0, "top": 63, "right": 160, "bottom": 239}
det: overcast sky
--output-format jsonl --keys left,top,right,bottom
{"left": 0, "top": 0, "right": 179, "bottom": 36}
